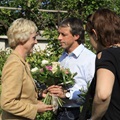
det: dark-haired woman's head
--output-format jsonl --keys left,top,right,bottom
{"left": 86, "top": 8, "right": 120, "bottom": 51}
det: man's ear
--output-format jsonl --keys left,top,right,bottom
{"left": 92, "top": 29, "right": 98, "bottom": 41}
{"left": 74, "top": 35, "right": 80, "bottom": 41}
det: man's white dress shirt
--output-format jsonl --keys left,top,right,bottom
{"left": 59, "top": 44, "right": 96, "bottom": 99}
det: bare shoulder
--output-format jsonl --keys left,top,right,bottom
{"left": 97, "top": 52, "right": 102, "bottom": 59}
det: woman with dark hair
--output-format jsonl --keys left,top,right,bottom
{"left": 86, "top": 8, "right": 120, "bottom": 120}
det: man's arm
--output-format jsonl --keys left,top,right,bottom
{"left": 91, "top": 68, "right": 115, "bottom": 120}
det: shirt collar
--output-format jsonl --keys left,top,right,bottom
{"left": 64, "top": 44, "right": 85, "bottom": 58}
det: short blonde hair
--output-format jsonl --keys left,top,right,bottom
{"left": 7, "top": 18, "right": 38, "bottom": 49}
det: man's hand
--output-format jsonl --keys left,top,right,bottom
{"left": 47, "top": 85, "right": 66, "bottom": 98}
{"left": 42, "top": 89, "right": 48, "bottom": 98}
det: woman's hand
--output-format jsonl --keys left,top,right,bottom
{"left": 37, "top": 101, "right": 53, "bottom": 113}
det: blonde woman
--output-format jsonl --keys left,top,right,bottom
{"left": 0, "top": 18, "right": 53, "bottom": 120}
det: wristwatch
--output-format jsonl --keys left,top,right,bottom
{"left": 65, "top": 90, "right": 71, "bottom": 98}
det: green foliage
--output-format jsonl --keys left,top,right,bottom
{"left": 26, "top": 48, "right": 61, "bottom": 69}
{"left": 0, "top": 49, "right": 11, "bottom": 82}
{"left": 36, "top": 111, "right": 55, "bottom": 120}
{"left": 0, "top": 86, "right": 1, "bottom": 113}
{"left": 27, "top": 50, "right": 48, "bottom": 69}
{"left": 0, "top": 0, "right": 120, "bottom": 33}
{"left": 78, "top": 81, "right": 91, "bottom": 111}
{"left": 84, "top": 33, "right": 96, "bottom": 53}
{"left": 42, "top": 29, "right": 63, "bottom": 60}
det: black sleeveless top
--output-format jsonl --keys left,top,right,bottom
{"left": 91, "top": 46, "right": 120, "bottom": 120}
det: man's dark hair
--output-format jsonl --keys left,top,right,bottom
{"left": 58, "top": 17, "right": 85, "bottom": 44}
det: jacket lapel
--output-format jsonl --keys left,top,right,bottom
{"left": 12, "top": 51, "right": 37, "bottom": 91}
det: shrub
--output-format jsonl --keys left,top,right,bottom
{"left": 0, "top": 48, "right": 11, "bottom": 84}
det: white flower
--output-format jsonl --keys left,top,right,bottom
{"left": 52, "top": 62, "right": 60, "bottom": 73}
{"left": 41, "top": 60, "right": 49, "bottom": 66}
{"left": 31, "top": 67, "right": 39, "bottom": 72}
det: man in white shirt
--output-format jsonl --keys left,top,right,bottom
{"left": 48, "top": 17, "right": 95, "bottom": 120}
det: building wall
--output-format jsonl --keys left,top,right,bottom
{"left": 0, "top": 35, "right": 48, "bottom": 51}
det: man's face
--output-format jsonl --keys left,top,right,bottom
{"left": 58, "top": 26, "right": 78, "bottom": 52}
